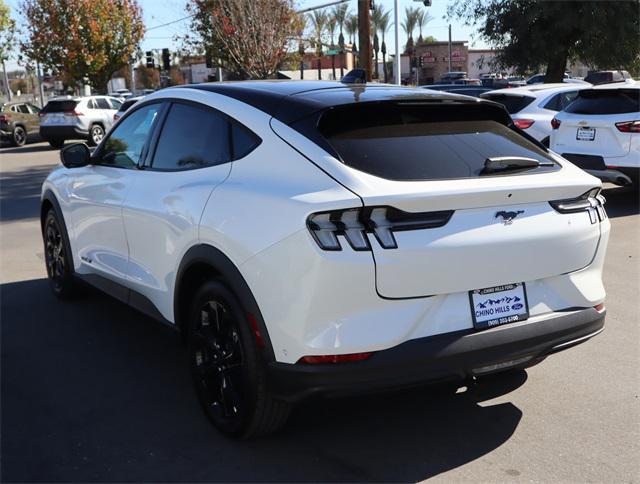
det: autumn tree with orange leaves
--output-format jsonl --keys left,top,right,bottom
{"left": 20, "top": 0, "right": 144, "bottom": 92}
{"left": 186, "top": 0, "right": 303, "bottom": 80}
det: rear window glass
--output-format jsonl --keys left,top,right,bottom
{"left": 565, "top": 89, "right": 640, "bottom": 115}
{"left": 480, "top": 94, "right": 535, "bottom": 114}
{"left": 120, "top": 99, "right": 138, "bottom": 112}
{"left": 319, "top": 103, "right": 558, "bottom": 181}
{"left": 42, "top": 100, "right": 78, "bottom": 113}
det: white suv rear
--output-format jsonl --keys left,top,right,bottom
{"left": 39, "top": 95, "right": 122, "bottom": 148}
{"left": 550, "top": 83, "right": 640, "bottom": 186}
{"left": 41, "top": 82, "right": 609, "bottom": 438}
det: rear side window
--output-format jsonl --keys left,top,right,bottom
{"left": 120, "top": 99, "right": 138, "bottom": 111}
{"left": 318, "top": 103, "right": 558, "bottom": 181}
{"left": 110, "top": 98, "right": 122, "bottom": 109}
{"left": 565, "top": 89, "right": 640, "bottom": 115}
{"left": 95, "top": 98, "right": 111, "bottom": 109}
{"left": 231, "top": 122, "right": 261, "bottom": 159}
{"left": 543, "top": 91, "right": 579, "bottom": 111}
{"left": 481, "top": 94, "right": 535, "bottom": 114}
{"left": 42, "top": 100, "right": 78, "bottom": 113}
{"left": 152, "top": 103, "right": 230, "bottom": 170}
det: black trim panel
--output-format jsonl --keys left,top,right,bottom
{"left": 268, "top": 307, "right": 605, "bottom": 402}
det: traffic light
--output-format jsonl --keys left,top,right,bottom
{"left": 418, "top": 56, "right": 424, "bottom": 67}
{"left": 422, "top": 0, "right": 432, "bottom": 5}
{"left": 162, "top": 48, "right": 171, "bottom": 71}
{"left": 145, "top": 51, "right": 154, "bottom": 68}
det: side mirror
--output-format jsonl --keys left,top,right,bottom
{"left": 60, "top": 143, "right": 91, "bottom": 168}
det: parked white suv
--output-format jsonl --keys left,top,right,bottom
{"left": 551, "top": 83, "right": 640, "bottom": 186}
{"left": 39, "top": 95, "right": 123, "bottom": 148}
{"left": 481, "top": 84, "right": 589, "bottom": 146}
{"left": 41, "top": 82, "right": 609, "bottom": 438}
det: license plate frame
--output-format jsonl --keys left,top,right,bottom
{"left": 576, "top": 127, "right": 596, "bottom": 141}
{"left": 469, "top": 282, "right": 530, "bottom": 330}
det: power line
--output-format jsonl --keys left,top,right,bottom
{"left": 146, "top": 14, "right": 194, "bottom": 31}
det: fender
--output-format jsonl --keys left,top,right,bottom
{"left": 174, "top": 244, "right": 276, "bottom": 362}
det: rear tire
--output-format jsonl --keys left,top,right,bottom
{"left": 187, "top": 280, "right": 291, "bottom": 438}
{"left": 48, "top": 139, "right": 65, "bottom": 149}
{"left": 43, "top": 209, "right": 79, "bottom": 299}
{"left": 12, "top": 126, "right": 27, "bottom": 147}
{"left": 88, "top": 124, "right": 105, "bottom": 146}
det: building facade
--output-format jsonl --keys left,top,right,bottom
{"left": 411, "top": 41, "right": 469, "bottom": 84}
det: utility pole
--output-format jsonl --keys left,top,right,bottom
{"left": 358, "top": 0, "right": 372, "bottom": 82}
{"left": 448, "top": 24, "right": 452, "bottom": 73}
{"left": 36, "top": 61, "right": 45, "bottom": 108}
{"left": 130, "top": 61, "right": 136, "bottom": 92}
{"left": 393, "top": 0, "right": 400, "bottom": 85}
{"left": 2, "top": 60, "right": 11, "bottom": 101}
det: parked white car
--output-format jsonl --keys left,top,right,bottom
{"left": 41, "top": 82, "right": 608, "bottom": 438}
{"left": 481, "top": 83, "right": 590, "bottom": 146}
{"left": 551, "top": 83, "right": 640, "bottom": 186}
{"left": 39, "top": 95, "right": 123, "bottom": 148}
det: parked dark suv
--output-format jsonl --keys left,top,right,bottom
{"left": 584, "top": 70, "right": 633, "bottom": 85}
{"left": 0, "top": 102, "right": 41, "bottom": 147}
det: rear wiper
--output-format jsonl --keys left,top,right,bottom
{"left": 482, "top": 156, "right": 554, "bottom": 174}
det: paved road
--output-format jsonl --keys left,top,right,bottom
{"left": 1, "top": 142, "right": 639, "bottom": 483}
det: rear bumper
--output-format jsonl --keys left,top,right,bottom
{"left": 268, "top": 307, "right": 605, "bottom": 402}
{"left": 562, "top": 153, "right": 638, "bottom": 186}
{"left": 40, "top": 125, "right": 88, "bottom": 140}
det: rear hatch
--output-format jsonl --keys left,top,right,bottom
{"left": 304, "top": 101, "right": 603, "bottom": 299}
{"left": 480, "top": 92, "right": 535, "bottom": 115}
{"left": 553, "top": 88, "right": 640, "bottom": 158}
{"left": 40, "top": 100, "right": 79, "bottom": 125}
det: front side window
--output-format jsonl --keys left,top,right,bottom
{"left": 110, "top": 98, "right": 123, "bottom": 110}
{"left": 151, "top": 103, "right": 231, "bottom": 170}
{"left": 99, "top": 103, "right": 162, "bottom": 168}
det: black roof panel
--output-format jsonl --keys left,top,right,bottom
{"left": 188, "top": 80, "right": 483, "bottom": 124}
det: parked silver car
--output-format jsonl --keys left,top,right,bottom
{"left": 39, "top": 95, "right": 122, "bottom": 148}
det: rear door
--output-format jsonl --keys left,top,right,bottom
{"left": 312, "top": 102, "right": 603, "bottom": 299}
{"left": 553, "top": 88, "right": 640, "bottom": 158}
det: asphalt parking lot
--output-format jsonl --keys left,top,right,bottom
{"left": 1, "top": 141, "right": 639, "bottom": 483}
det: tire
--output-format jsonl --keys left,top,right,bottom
{"left": 48, "top": 139, "right": 65, "bottom": 149}
{"left": 43, "top": 209, "right": 79, "bottom": 299}
{"left": 88, "top": 124, "right": 105, "bottom": 146}
{"left": 12, "top": 126, "right": 27, "bottom": 147}
{"left": 188, "top": 280, "right": 291, "bottom": 438}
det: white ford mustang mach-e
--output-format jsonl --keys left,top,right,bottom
{"left": 41, "top": 81, "right": 609, "bottom": 438}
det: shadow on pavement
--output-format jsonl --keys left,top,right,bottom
{"left": 1, "top": 278, "right": 526, "bottom": 482}
{"left": 0, "top": 165, "right": 55, "bottom": 222}
{"left": 0, "top": 142, "right": 56, "bottom": 154}
{"left": 602, "top": 185, "right": 639, "bottom": 218}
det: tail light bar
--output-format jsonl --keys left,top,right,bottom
{"left": 0, "top": 114, "right": 8, "bottom": 123}
{"left": 549, "top": 188, "right": 607, "bottom": 223}
{"left": 513, "top": 118, "right": 535, "bottom": 129}
{"left": 551, "top": 118, "right": 561, "bottom": 129}
{"left": 307, "top": 206, "right": 454, "bottom": 251}
{"left": 615, "top": 120, "right": 640, "bottom": 133}
{"left": 64, "top": 110, "right": 84, "bottom": 117}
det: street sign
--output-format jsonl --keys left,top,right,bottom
{"left": 326, "top": 49, "right": 341, "bottom": 56}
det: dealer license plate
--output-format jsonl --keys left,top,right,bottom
{"left": 469, "top": 283, "right": 529, "bottom": 329}
{"left": 576, "top": 127, "right": 596, "bottom": 141}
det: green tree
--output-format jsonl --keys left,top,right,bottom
{"left": 20, "top": 0, "right": 144, "bottom": 92}
{"left": 415, "top": 8, "right": 433, "bottom": 44}
{"left": 308, "top": 9, "right": 328, "bottom": 79}
{"left": 0, "top": 0, "right": 16, "bottom": 64}
{"left": 186, "top": 0, "right": 302, "bottom": 80}
{"left": 402, "top": 7, "right": 420, "bottom": 52}
{"left": 449, "top": 0, "right": 640, "bottom": 82}
{"left": 372, "top": 6, "right": 390, "bottom": 79}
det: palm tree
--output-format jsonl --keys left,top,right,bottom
{"left": 345, "top": 13, "right": 358, "bottom": 66}
{"left": 402, "top": 7, "right": 419, "bottom": 53}
{"left": 332, "top": 4, "right": 349, "bottom": 76}
{"left": 371, "top": 6, "right": 388, "bottom": 79}
{"left": 416, "top": 9, "right": 433, "bottom": 45}
{"left": 308, "top": 9, "right": 328, "bottom": 80}
{"left": 377, "top": 10, "right": 391, "bottom": 82}
{"left": 326, "top": 14, "right": 338, "bottom": 79}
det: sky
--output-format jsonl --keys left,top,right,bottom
{"left": 4, "top": 0, "right": 488, "bottom": 71}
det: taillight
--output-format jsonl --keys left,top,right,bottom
{"left": 549, "top": 188, "right": 607, "bottom": 223}
{"left": 298, "top": 352, "right": 373, "bottom": 364}
{"left": 551, "top": 118, "right": 561, "bottom": 129}
{"left": 513, "top": 118, "right": 535, "bottom": 129}
{"left": 615, "top": 120, "right": 640, "bottom": 133}
{"left": 307, "top": 207, "right": 454, "bottom": 251}
{"left": 64, "top": 110, "right": 84, "bottom": 117}
{"left": 594, "top": 303, "right": 606, "bottom": 313}
{"left": 113, "top": 113, "right": 120, "bottom": 121}
{"left": 0, "top": 114, "right": 8, "bottom": 123}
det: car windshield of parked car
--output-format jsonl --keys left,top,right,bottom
{"left": 565, "top": 89, "right": 640, "bottom": 114}
{"left": 319, "top": 102, "right": 558, "bottom": 181}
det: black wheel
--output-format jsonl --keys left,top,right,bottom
{"left": 88, "top": 124, "right": 105, "bottom": 146}
{"left": 12, "top": 126, "right": 27, "bottom": 147}
{"left": 48, "top": 139, "right": 64, "bottom": 149}
{"left": 188, "top": 281, "right": 291, "bottom": 438}
{"left": 43, "top": 209, "right": 78, "bottom": 298}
